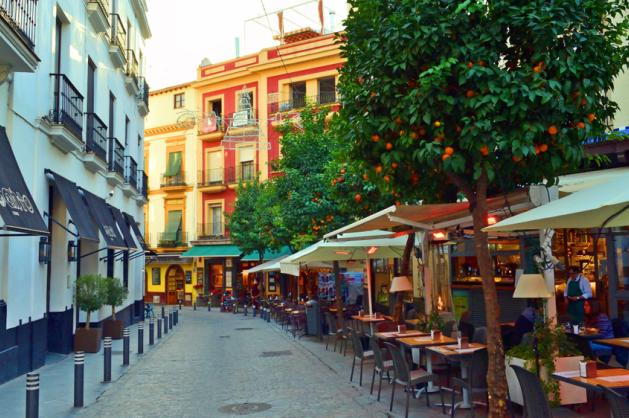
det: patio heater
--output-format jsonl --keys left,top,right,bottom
{"left": 513, "top": 273, "right": 552, "bottom": 377}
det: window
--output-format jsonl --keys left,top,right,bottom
{"left": 318, "top": 77, "right": 336, "bottom": 104}
{"left": 205, "top": 205, "right": 222, "bottom": 236}
{"left": 209, "top": 99, "right": 222, "bottom": 117}
{"left": 206, "top": 150, "right": 223, "bottom": 184}
{"left": 239, "top": 147, "right": 255, "bottom": 181}
{"left": 124, "top": 116, "right": 130, "bottom": 148}
{"left": 174, "top": 93, "right": 185, "bottom": 109}
{"left": 164, "top": 210, "right": 182, "bottom": 243}
{"left": 237, "top": 90, "right": 254, "bottom": 112}
{"left": 290, "top": 82, "right": 307, "bottom": 108}
{"left": 164, "top": 151, "right": 182, "bottom": 179}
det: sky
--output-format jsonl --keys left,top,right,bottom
{"left": 145, "top": 0, "right": 349, "bottom": 90}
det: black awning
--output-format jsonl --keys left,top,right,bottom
{"left": 123, "top": 212, "right": 147, "bottom": 250}
{"left": 109, "top": 205, "right": 138, "bottom": 251}
{"left": 79, "top": 188, "right": 127, "bottom": 249}
{"left": 47, "top": 170, "right": 99, "bottom": 242}
{"left": 0, "top": 127, "right": 48, "bottom": 235}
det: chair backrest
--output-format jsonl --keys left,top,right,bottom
{"left": 384, "top": 341, "right": 410, "bottom": 384}
{"left": 444, "top": 320, "right": 456, "bottom": 337}
{"left": 468, "top": 349, "right": 489, "bottom": 389}
{"left": 599, "top": 385, "right": 629, "bottom": 418}
{"left": 369, "top": 335, "right": 386, "bottom": 370}
{"left": 613, "top": 318, "right": 629, "bottom": 338}
{"left": 459, "top": 321, "right": 475, "bottom": 341}
{"left": 376, "top": 321, "right": 398, "bottom": 332}
{"left": 324, "top": 311, "right": 337, "bottom": 334}
{"left": 510, "top": 365, "right": 552, "bottom": 418}
{"left": 472, "top": 326, "right": 487, "bottom": 344}
{"left": 349, "top": 328, "right": 365, "bottom": 358}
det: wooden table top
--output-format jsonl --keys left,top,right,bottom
{"left": 426, "top": 343, "right": 487, "bottom": 358}
{"left": 328, "top": 307, "right": 346, "bottom": 312}
{"left": 552, "top": 368, "right": 629, "bottom": 390}
{"left": 375, "top": 330, "right": 428, "bottom": 340}
{"left": 594, "top": 338, "right": 629, "bottom": 349}
{"left": 397, "top": 335, "right": 457, "bottom": 348}
{"left": 565, "top": 328, "right": 601, "bottom": 339}
{"left": 405, "top": 319, "right": 421, "bottom": 325}
{"left": 352, "top": 315, "right": 387, "bottom": 323}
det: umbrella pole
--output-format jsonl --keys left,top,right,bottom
{"left": 366, "top": 259, "right": 373, "bottom": 316}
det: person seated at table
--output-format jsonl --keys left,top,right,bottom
{"left": 503, "top": 306, "right": 536, "bottom": 349}
{"left": 585, "top": 299, "right": 614, "bottom": 363}
{"left": 458, "top": 310, "right": 475, "bottom": 340}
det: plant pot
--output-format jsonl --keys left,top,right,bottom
{"left": 74, "top": 327, "right": 102, "bottom": 353}
{"left": 506, "top": 355, "right": 586, "bottom": 406}
{"left": 102, "top": 319, "right": 124, "bottom": 339}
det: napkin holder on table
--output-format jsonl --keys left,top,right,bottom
{"left": 457, "top": 336, "right": 469, "bottom": 349}
{"left": 430, "top": 330, "right": 441, "bottom": 340}
{"left": 579, "top": 360, "right": 597, "bottom": 378}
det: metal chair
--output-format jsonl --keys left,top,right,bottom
{"left": 324, "top": 311, "right": 346, "bottom": 353}
{"left": 447, "top": 349, "right": 488, "bottom": 417}
{"left": 472, "top": 326, "right": 487, "bottom": 344}
{"left": 368, "top": 335, "right": 393, "bottom": 401}
{"left": 349, "top": 328, "right": 374, "bottom": 386}
{"left": 510, "top": 364, "right": 552, "bottom": 418}
{"left": 384, "top": 341, "right": 434, "bottom": 418}
{"left": 599, "top": 385, "right": 629, "bottom": 418}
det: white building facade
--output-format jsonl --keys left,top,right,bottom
{"left": 0, "top": 0, "right": 150, "bottom": 384}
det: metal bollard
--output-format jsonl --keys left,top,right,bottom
{"left": 161, "top": 305, "right": 165, "bottom": 319}
{"left": 123, "top": 328, "right": 130, "bottom": 366}
{"left": 179, "top": 302, "right": 182, "bottom": 310}
{"left": 164, "top": 313, "right": 168, "bottom": 335}
{"left": 253, "top": 306, "right": 257, "bottom": 317}
{"left": 25, "top": 372, "right": 39, "bottom": 418}
{"left": 168, "top": 310, "right": 173, "bottom": 330}
{"left": 193, "top": 302, "right": 196, "bottom": 311}
{"left": 103, "top": 337, "right": 112, "bottom": 382}
{"left": 267, "top": 308, "right": 271, "bottom": 323}
{"left": 157, "top": 317, "right": 162, "bottom": 339}
{"left": 74, "top": 351, "right": 85, "bottom": 407}
{"left": 244, "top": 305, "right": 248, "bottom": 316}
{"left": 149, "top": 318, "right": 154, "bottom": 345}
{"left": 174, "top": 309, "right": 178, "bottom": 325}
{"left": 207, "top": 301, "right": 211, "bottom": 312}
{"left": 138, "top": 322, "right": 144, "bottom": 354}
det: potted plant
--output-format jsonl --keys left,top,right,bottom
{"left": 74, "top": 274, "right": 106, "bottom": 353}
{"left": 102, "top": 277, "right": 128, "bottom": 339}
{"left": 506, "top": 320, "right": 586, "bottom": 406}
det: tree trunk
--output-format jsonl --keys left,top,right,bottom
{"left": 393, "top": 233, "right": 415, "bottom": 323}
{"left": 333, "top": 261, "right": 344, "bottom": 325}
{"left": 469, "top": 179, "right": 508, "bottom": 417}
{"left": 112, "top": 305, "right": 116, "bottom": 321}
{"left": 86, "top": 311, "right": 91, "bottom": 329}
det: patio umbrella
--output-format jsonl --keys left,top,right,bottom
{"left": 484, "top": 172, "right": 629, "bottom": 232}
{"left": 280, "top": 230, "right": 408, "bottom": 315}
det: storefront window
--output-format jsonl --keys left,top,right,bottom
{"left": 614, "top": 234, "right": 629, "bottom": 290}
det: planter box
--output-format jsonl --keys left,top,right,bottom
{"left": 506, "top": 356, "right": 587, "bottom": 406}
{"left": 102, "top": 319, "right": 124, "bottom": 339}
{"left": 74, "top": 327, "right": 102, "bottom": 353}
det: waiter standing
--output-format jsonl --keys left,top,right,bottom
{"left": 564, "top": 266, "right": 592, "bottom": 325}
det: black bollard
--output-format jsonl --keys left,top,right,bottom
{"left": 123, "top": 328, "right": 130, "bottom": 366}
{"left": 267, "top": 308, "right": 271, "bottom": 323}
{"left": 174, "top": 309, "right": 178, "bottom": 326}
{"left": 138, "top": 322, "right": 144, "bottom": 354}
{"left": 25, "top": 372, "right": 39, "bottom": 418}
{"left": 244, "top": 305, "right": 248, "bottom": 316}
{"left": 253, "top": 306, "right": 257, "bottom": 317}
{"left": 193, "top": 302, "right": 196, "bottom": 311}
{"left": 179, "top": 301, "right": 182, "bottom": 310}
{"left": 168, "top": 310, "right": 173, "bottom": 330}
{"left": 103, "top": 337, "right": 112, "bottom": 382}
{"left": 207, "top": 301, "right": 211, "bottom": 312}
{"left": 157, "top": 317, "right": 162, "bottom": 339}
{"left": 149, "top": 318, "right": 154, "bottom": 345}
{"left": 164, "top": 313, "right": 168, "bottom": 335}
{"left": 161, "top": 305, "right": 165, "bottom": 318}
{"left": 74, "top": 351, "right": 84, "bottom": 408}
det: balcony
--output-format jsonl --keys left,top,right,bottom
{"left": 269, "top": 92, "right": 338, "bottom": 114}
{"left": 124, "top": 49, "right": 139, "bottom": 95}
{"left": 106, "top": 137, "right": 124, "bottom": 186}
{"left": 161, "top": 172, "right": 186, "bottom": 188}
{"left": 198, "top": 114, "right": 225, "bottom": 137}
{"left": 198, "top": 168, "right": 226, "bottom": 192}
{"left": 122, "top": 156, "right": 137, "bottom": 196}
{"left": 135, "top": 170, "right": 148, "bottom": 204}
{"left": 226, "top": 162, "right": 256, "bottom": 184}
{"left": 157, "top": 231, "right": 187, "bottom": 248}
{"left": 0, "top": 0, "right": 38, "bottom": 74}
{"left": 82, "top": 112, "right": 108, "bottom": 172}
{"left": 137, "top": 76, "right": 149, "bottom": 116}
{"left": 42, "top": 73, "right": 84, "bottom": 154}
{"left": 108, "top": 13, "right": 126, "bottom": 69}
{"left": 197, "top": 222, "right": 226, "bottom": 241}
{"left": 85, "top": 0, "right": 109, "bottom": 34}
{"left": 226, "top": 108, "right": 258, "bottom": 129}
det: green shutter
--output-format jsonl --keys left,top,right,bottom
{"left": 164, "top": 152, "right": 182, "bottom": 177}
{"left": 164, "top": 210, "right": 182, "bottom": 241}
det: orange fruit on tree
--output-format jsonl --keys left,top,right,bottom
{"left": 512, "top": 155, "right": 522, "bottom": 162}
{"left": 371, "top": 133, "right": 380, "bottom": 142}
{"left": 391, "top": 162, "right": 398, "bottom": 169}
{"left": 383, "top": 175, "right": 390, "bottom": 183}
{"left": 362, "top": 173, "right": 369, "bottom": 181}
{"left": 466, "top": 90, "right": 475, "bottom": 98}
{"left": 375, "top": 165, "right": 383, "bottom": 174}
{"left": 370, "top": 91, "right": 377, "bottom": 98}
{"left": 434, "top": 120, "right": 442, "bottom": 128}
{"left": 442, "top": 154, "right": 450, "bottom": 161}
{"left": 411, "top": 173, "right": 419, "bottom": 184}
{"left": 548, "top": 125, "right": 558, "bottom": 135}
{"left": 395, "top": 201, "right": 401, "bottom": 206}
{"left": 467, "top": 61, "right": 474, "bottom": 69}
{"left": 354, "top": 194, "right": 362, "bottom": 203}
{"left": 577, "top": 121, "right": 586, "bottom": 129}
{"left": 386, "top": 142, "right": 393, "bottom": 151}
{"left": 540, "top": 143, "right": 548, "bottom": 152}
{"left": 478, "top": 59, "right": 486, "bottom": 67}
{"left": 410, "top": 132, "right": 418, "bottom": 140}
{"left": 444, "top": 146, "right": 454, "bottom": 156}
{"left": 340, "top": 168, "right": 346, "bottom": 174}
{"left": 581, "top": 97, "right": 587, "bottom": 106}
{"left": 395, "top": 116, "right": 402, "bottom": 125}
{"left": 418, "top": 127, "right": 426, "bottom": 136}
{"left": 534, "top": 145, "right": 540, "bottom": 155}
{"left": 399, "top": 130, "right": 406, "bottom": 136}
{"left": 479, "top": 145, "right": 489, "bottom": 156}
{"left": 587, "top": 113, "right": 596, "bottom": 123}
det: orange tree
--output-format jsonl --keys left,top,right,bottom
{"left": 336, "top": 0, "right": 629, "bottom": 415}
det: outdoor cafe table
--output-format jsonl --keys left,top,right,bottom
{"left": 374, "top": 330, "right": 428, "bottom": 341}
{"left": 426, "top": 343, "right": 487, "bottom": 411}
{"left": 593, "top": 338, "right": 629, "bottom": 349}
{"left": 552, "top": 368, "right": 629, "bottom": 392}
{"left": 397, "top": 335, "right": 457, "bottom": 394}
{"left": 352, "top": 314, "right": 387, "bottom": 334}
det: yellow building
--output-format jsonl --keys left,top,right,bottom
{"left": 144, "top": 29, "right": 343, "bottom": 306}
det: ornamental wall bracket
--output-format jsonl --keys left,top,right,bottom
{"left": 0, "top": 65, "right": 13, "bottom": 85}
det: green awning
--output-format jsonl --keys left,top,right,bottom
{"left": 181, "top": 244, "right": 242, "bottom": 258}
{"left": 164, "top": 151, "right": 182, "bottom": 177}
{"left": 241, "top": 246, "right": 292, "bottom": 261}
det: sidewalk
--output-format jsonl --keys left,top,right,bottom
{"left": 0, "top": 311, "right": 181, "bottom": 418}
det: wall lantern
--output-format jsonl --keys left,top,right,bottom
{"left": 39, "top": 237, "right": 51, "bottom": 264}
{"left": 487, "top": 215, "right": 498, "bottom": 225}
{"left": 67, "top": 240, "right": 77, "bottom": 262}
{"left": 431, "top": 230, "right": 447, "bottom": 241}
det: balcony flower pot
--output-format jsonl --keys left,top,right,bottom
{"left": 74, "top": 327, "right": 102, "bottom": 353}
{"left": 102, "top": 277, "right": 128, "bottom": 340}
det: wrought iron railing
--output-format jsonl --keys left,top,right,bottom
{"left": 126, "top": 49, "right": 139, "bottom": 80}
{"left": 85, "top": 112, "right": 107, "bottom": 161}
{"left": 268, "top": 92, "right": 338, "bottom": 114}
{"left": 139, "top": 170, "right": 148, "bottom": 198}
{"left": 108, "top": 137, "right": 124, "bottom": 177}
{"left": 225, "top": 162, "right": 256, "bottom": 183}
{"left": 0, "top": 0, "right": 37, "bottom": 49}
{"left": 109, "top": 13, "right": 126, "bottom": 57}
{"left": 197, "top": 222, "right": 226, "bottom": 239}
{"left": 138, "top": 76, "right": 149, "bottom": 111}
{"left": 49, "top": 73, "right": 84, "bottom": 140}
{"left": 198, "top": 168, "right": 224, "bottom": 187}
{"left": 125, "top": 156, "right": 137, "bottom": 188}
{"left": 161, "top": 172, "right": 186, "bottom": 187}
{"left": 158, "top": 231, "right": 187, "bottom": 248}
